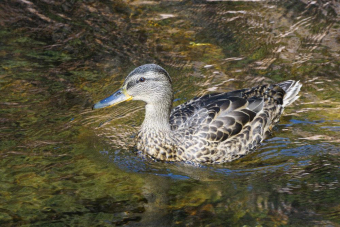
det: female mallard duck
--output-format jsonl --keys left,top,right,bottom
{"left": 93, "top": 64, "right": 302, "bottom": 164}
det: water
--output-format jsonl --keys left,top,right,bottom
{"left": 1, "top": 0, "right": 340, "bottom": 226}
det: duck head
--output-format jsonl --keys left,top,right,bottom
{"left": 93, "top": 64, "right": 173, "bottom": 110}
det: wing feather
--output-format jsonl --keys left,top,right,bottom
{"left": 169, "top": 89, "right": 263, "bottom": 143}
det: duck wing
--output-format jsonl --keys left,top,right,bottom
{"left": 170, "top": 89, "right": 245, "bottom": 130}
{"left": 170, "top": 88, "right": 264, "bottom": 137}
{"left": 169, "top": 85, "right": 281, "bottom": 143}
{"left": 192, "top": 96, "right": 264, "bottom": 142}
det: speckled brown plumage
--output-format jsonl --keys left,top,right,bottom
{"left": 93, "top": 64, "right": 302, "bottom": 164}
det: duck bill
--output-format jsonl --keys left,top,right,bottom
{"left": 93, "top": 88, "right": 133, "bottom": 110}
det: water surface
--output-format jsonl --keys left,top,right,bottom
{"left": 1, "top": 0, "right": 340, "bottom": 226}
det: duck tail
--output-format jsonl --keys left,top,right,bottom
{"left": 277, "top": 80, "right": 302, "bottom": 107}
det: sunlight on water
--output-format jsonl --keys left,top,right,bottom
{"left": 1, "top": 0, "right": 340, "bottom": 226}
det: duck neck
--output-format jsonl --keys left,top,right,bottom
{"left": 141, "top": 101, "right": 172, "bottom": 133}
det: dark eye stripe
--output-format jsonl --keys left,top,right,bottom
{"left": 126, "top": 81, "right": 135, "bottom": 90}
{"left": 126, "top": 77, "right": 163, "bottom": 90}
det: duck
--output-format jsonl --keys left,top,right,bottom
{"left": 93, "top": 64, "right": 302, "bottom": 164}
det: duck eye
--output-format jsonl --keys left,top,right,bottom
{"left": 139, "top": 77, "right": 146, "bottom": 82}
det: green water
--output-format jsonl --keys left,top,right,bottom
{"left": 1, "top": 0, "right": 340, "bottom": 226}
